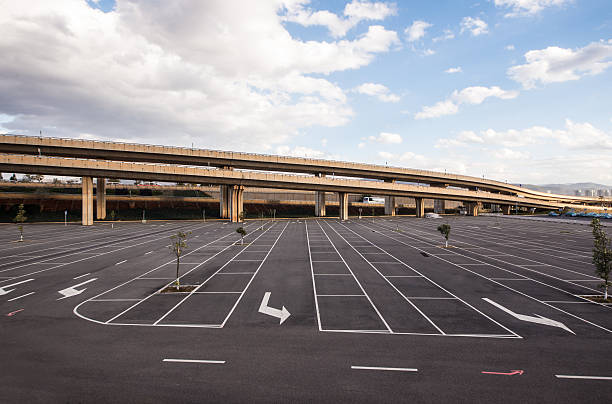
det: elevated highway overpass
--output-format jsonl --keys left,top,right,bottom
{"left": 0, "top": 150, "right": 607, "bottom": 225}
{"left": 0, "top": 134, "right": 601, "bottom": 206}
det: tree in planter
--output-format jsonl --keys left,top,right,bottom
{"left": 437, "top": 223, "right": 451, "bottom": 248}
{"left": 169, "top": 231, "right": 191, "bottom": 291}
{"left": 236, "top": 227, "right": 247, "bottom": 245}
{"left": 590, "top": 218, "right": 612, "bottom": 300}
{"left": 13, "top": 204, "right": 27, "bottom": 242}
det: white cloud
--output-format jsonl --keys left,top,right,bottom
{"left": 422, "top": 48, "right": 436, "bottom": 56}
{"left": 0, "top": 1, "right": 400, "bottom": 152}
{"left": 416, "top": 86, "right": 518, "bottom": 119}
{"left": 405, "top": 20, "right": 432, "bottom": 42}
{"left": 460, "top": 17, "right": 488, "bottom": 36}
{"left": 283, "top": 0, "right": 396, "bottom": 38}
{"left": 275, "top": 145, "right": 333, "bottom": 158}
{"left": 355, "top": 82, "right": 400, "bottom": 102}
{"left": 505, "top": 44, "right": 515, "bottom": 51}
{"left": 321, "top": 138, "right": 328, "bottom": 147}
{"left": 358, "top": 142, "right": 366, "bottom": 148}
{"left": 377, "top": 151, "right": 395, "bottom": 160}
{"left": 494, "top": 0, "right": 571, "bottom": 17}
{"left": 508, "top": 40, "right": 612, "bottom": 89}
{"left": 436, "top": 119, "right": 612, "bottom": 150}
{"left": 493, "top": 148, "right": 530, "bottom": 160}
{"left": 369, "top": 132, "right": 402, "bottom": 144}
{"left": 445, "top": 66, "right": 462, "bottom": 74}
{"left": 433, "top": 29, "right": 455, "bottom": 42}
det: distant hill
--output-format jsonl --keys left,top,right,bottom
{"left": 519, "top": 183, "right": 612, "bottom": 195}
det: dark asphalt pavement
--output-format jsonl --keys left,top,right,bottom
{"left": 1, "top": 216, "right": 611, "bottom": 403}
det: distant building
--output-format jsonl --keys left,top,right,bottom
{"left": 574, "top": 189, "right": 582, "bottom": 196}
{"left": 597, "top": 189, "right": 605, "bottom": 197}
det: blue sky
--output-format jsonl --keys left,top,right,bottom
{"left": 1, "top": 1, "right": 611, "bottom": 184}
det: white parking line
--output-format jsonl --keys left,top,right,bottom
{"left": 73, "top": 273, "right": 90, "bottom": 280}
{"left": 555, "top": 375, "right": 612, "bottom": 380}
{"left": 163, "top": 359, "right": 225, "bottom": 364}
{"left": 7, "top": 291, "right": 35, "bottom": 301}
{"left": 115, "top": 260, "right": 127, "bottom": 266}
{"left": 351, "top": 365, "right": 417, "bottom": 372}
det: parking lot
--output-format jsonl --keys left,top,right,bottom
{"left": 1, "top": 216, "right": 611, "bottom": 402}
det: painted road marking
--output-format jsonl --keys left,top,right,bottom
{"left": 115, "top": 260, "right": 127, "bottom": 266}
{"left": 162, "top": 359, "right": 225, "bottom": 364}
{"left": 258, "top": 292, "right": 291, "bottom": 325}
{"left": 73, "top": 273, "right": 91, "bottom": 280}
{"left": 555, "top": 375, "right": 612, "bottom": 380}
{"left": 57, "top": 278, "right": 98, "bottom": 300}
{"left": 351, "top": 366, "right": 418, "bottom": 372}
{"left": 482, "top": 370, "right": 524, "bottom": 376}
{"left": 483, "top": 298, "right": 575, "bottom": 334}
{"left": 145, "top": 251, "right": 153, "bottom": 255}
{"left": 7, "top": 292, "right": 35, "bottom": 302}
{"left": 6, "top": 308, "right": 24, "bottom": 316}
{"left": 0, "top": 279, "right": 35, "bottom": 296}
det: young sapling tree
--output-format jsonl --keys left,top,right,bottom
{"left": 169, "top": 231, "right": 191, "bottom": 291}
{"left": 236, "top": 227, "right": 247, "bottom": 245}
{"left": 591, "top": 218, "right": 612, "bottom": 301}
{"left": 13, "top": 204, "right": 27, "bottom": 242}
{"left": 437, "top": 223, "right": 451, "bottom": 248}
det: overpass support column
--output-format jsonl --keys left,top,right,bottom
{"left": 81, "top": 176, "right": 93, "bottom": 226}
{"left": 415, "top": 197, "right": 424, "bottom": 218}
{"left": 96, "top": 178, "right": 106, "bottom": 220}
{"left": 433, "top": 199, "right": 446, "bottom": 214}
{"left": 384, "top": 196, "right": 396, "bottom": 216}
{"left": 228, "top": 185, "right": 244, "bottom": 223}
{"left": 501, "top": 204, "right": 511, "bottom": 215}
{"left": 466, "top": 202, "right": 480, "bottom": 217}
{"left": 315, "top": 191, "right": 326, "bottom": 217}
{"left": 384, "top": 179, "right": 396, "bottom": 216}
{"left": 219, "top": 185, "right": 230, "bottom": 219}
{"left": 338, "top": 192, "right": 349, "bottom": 221}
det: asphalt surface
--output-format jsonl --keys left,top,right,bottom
{"left": 1, "top": 216, "right": 611, "bottom": 403}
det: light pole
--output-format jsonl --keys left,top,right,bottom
{"left": 202, "top": 208, "right": 206, "bottom": 222}
{"left": 64, "top": 210, "right": 67, "bottom": 226}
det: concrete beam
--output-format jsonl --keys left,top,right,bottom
{"left": 415, "top": 197, "right": 424, "bottom": 218}
{"left": 81, "top": 176, "right": 93, "bottom": 225}
{"left": 466, "top": 202, "right": 480, "bottom": 216}
{"left": 96, "top": 177, "right": 106, "bottom": 220}
{"left": 315, "top": 191, "right": 326, "bottom": 217}
{"left": 339, "top": 192, "right": 348, "bottom": 221}
{"left": 219, "top": 184, "right": 229, "bottom": 219}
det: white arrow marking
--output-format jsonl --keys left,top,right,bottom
{"left": 258, "top": 292, "right": 290, "bottom": 325}
{"left": 0, "top": 279, "right": 34, "bottom": 296}
{"left": 483, "top": 298, "right": 574, "bottom": 334}
{"left": 57, "top": 278, "right": 97, "bottom": 300}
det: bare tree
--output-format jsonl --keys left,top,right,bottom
{"left": 169, "top": 231, "right": 191, "bottom": 291}
{"left": 591, "top": 218, "right": 612, "bottom": 300}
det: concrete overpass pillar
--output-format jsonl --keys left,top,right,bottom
{"left": 466, "top": 202, "right": 480, "bottom": 217}
{"left": 315, "top": 191, "right": 326, "bottom": 217}
{"left": 384, "top": 196, "right": 396, "bottom": 216}
{"left": 415, "top": 197, "right": 424, "bottom": 218}
{"left": 501, "top": 204, "right": 511, "bottom": 215}
{"left": 96, "top": 178, "right": 106, "bottom": 220}
{"left": 433, "top": 199, "right": 446, "bottom": 214}
{"left": 431, "top": 183, "right": 448, "bottom": 214}
{"left": 338, "top": 192, "right": 349, "bottom": 221}
{"left": 228, "top": 185, "right": 244, "bottom": 223}
{"left": 81, "top": 176, "right": 93, "bottom": 226}
{"left": 219, "top": 185, "right": 230, "bottom": 219}
{"left": 384, "top": 179, "right": 396, "bottom": 216}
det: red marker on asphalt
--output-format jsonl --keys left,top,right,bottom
{"left": 481, "top": 370, "right": 524, "bottom": 376}
{"left": 6, "top": 309, "right": 24, "bottom": 317}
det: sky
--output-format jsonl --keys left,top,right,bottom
{"left": 0, "top": 0, "right": 611, "bottom": 185}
